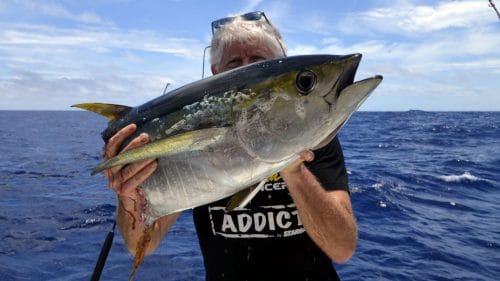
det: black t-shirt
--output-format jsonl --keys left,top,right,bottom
{"left": 193, "top": 136, "right": 349, "bottom": 281}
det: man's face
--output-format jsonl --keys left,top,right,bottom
{"left": 212, "top": 40, "right": 276, "bottom": 74}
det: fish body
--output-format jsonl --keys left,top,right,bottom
{"left": 74, "top": 54, "right": 382, "bottom": 225}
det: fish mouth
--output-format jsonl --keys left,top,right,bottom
{"left": 312, "top": 55, "right": 382, "bottom": 150}
{"left": 323, "top": 53, "right": 362, "bottom": 105}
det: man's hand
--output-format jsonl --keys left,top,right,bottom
{"left": 279, "top": 149, "right": 357, "bottom": 263}
{"left": 103, "top": 124, "right": 175, "bottom": 255}
{"left": 280, "top": 150, "right": 314, "bottom": 177}
{"left": 103, "top": 124, "right": 158, "bottom": 198}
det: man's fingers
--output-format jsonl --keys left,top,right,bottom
{"left": 109, "top": 133, "right": 150, "bottom": 185}
{"left": 104, "top": 124, "right": 137, "bottom": 160}
{"left": 299, "top": 150, "right": 315, "bottom": 162}
{"left": 118, "top": 161, "right": 158, "bottom": 196}
{"left": 110, "top": 159, "right": 156, "bottom": 189}
{"left": 104, "top": 131, "right": 149, "bottom": 184}
{"left": 101, "top": 124, "right": 157, "bottom": 198}
{"left": 121, "top": 133, "right": 150, "bottom": 153}
{"left": 281, "top": 150, "right": 315, "bottom": 176}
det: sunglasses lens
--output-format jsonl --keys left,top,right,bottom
{"left": 212, "top": 11, "right": 265, "bottom": 33}
{"left": 212, "top": 18, "right": 230, "bottom": 29}
{"left": 241, "top": 12, "right": 263, "bottom": 21}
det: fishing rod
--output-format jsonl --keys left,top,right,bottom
{"left": 490, "top": 0, "right": 500, "bottom": 20}
{"left": 90, "top": 221, "right": 116, "bottom": 281}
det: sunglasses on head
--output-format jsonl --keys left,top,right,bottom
{"left": 210, "top": 11, "right": 286, "bottom": 57}
{"left": 211, "top": 11, "right": 269, "bottom": 34}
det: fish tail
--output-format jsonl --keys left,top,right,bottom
{"left": 71, "top": 103, "right": 132, "bottom": 121}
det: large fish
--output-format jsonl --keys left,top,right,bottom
{"left": 74, "top": 54, "right": 381, "bottom": 279}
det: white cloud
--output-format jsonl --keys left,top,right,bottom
{"left": 0, "top": 25, "right": 202, "bottom": 75}
{"left": 242, "top": 0, "right": 264, "bottom": 13}
{"left": 260, "top": 0, "right": 291, "bottom": 29}
{"left": 1, "top": 0, "right": 498, "bottom": 111}
{"left": 0, "top": 23, "right": 205, "bottom": 59}
{"left": 285, "top": 0, "right": 500, "bottom": 111}
{"left": 0, "top": 70, "right": 177, "bottom": 110}
{"left": 0, "top": 20, "right": 206, "bottom": 110}
{"left": 287, "top": 44, "right": 319, "bottom": 55}
{"left": 11, "top": 0, "right": 114, "bottom": 26}
{"left": 341, "top": 0, "right": 496, "bottom": 35}
{"left": 284, "top": 1, "right": 499, "bottom": 75}
{"left": 226, "top": 0, "right": 265, "bottom": 17}
{"left": 400, "top": 1, "right": 494, "bottom": 32}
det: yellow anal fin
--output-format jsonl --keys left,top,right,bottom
{"left": 71, "top": 103, "right": 132, "bottom": 121}
{"left": 92, "top": 127, "right": 230, "bottom": 175}
{"left": 128, "top": 222, "right": 155, "bottom": 281}
{"left": 226, "top": 179, "right": 266, "bottom": 212}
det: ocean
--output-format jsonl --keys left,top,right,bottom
{"left": 0, "top": 111, "right": 498, "bottom": 281}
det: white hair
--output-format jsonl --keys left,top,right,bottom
{"left": 210, "top": 15, "right": 287, "bottom": 66}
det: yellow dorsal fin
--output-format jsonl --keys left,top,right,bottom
{"left": 71, "top": 103, "right": 132, "bottom": 121}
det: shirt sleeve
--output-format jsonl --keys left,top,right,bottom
{"left": 305, "top": 136, "right": 349, "bottom": 192}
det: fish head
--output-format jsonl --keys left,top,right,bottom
{"left": 235, "top": 54, "right": 382, "bottom": 162}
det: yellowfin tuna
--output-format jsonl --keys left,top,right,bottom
{"left": 73, "top": 54, "right": 382, "bottom": 280}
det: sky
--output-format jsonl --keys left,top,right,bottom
{"left": 0, "top": 0, "right": 499, "bottom": 111}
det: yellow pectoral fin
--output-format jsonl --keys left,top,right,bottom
{"left": 225, "top": 179, "right": 266, "bottom": 211}
{"left": 71, "top": 103, "right": 132, "bottom": 121}
{"left": 92, "top": 127, "right": 230, "bottom": 175}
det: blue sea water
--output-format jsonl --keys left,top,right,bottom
{"left": 0, "top": 111, "right": 499, "bottom": 281}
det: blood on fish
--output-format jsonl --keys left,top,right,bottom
{"left": 118, "top": 189, "right": 146, "bottom": 230}
{"left": 118, "top": 197, "right": 137, "bottom": 230}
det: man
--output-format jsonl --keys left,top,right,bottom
{"left": 104, "top": 11, "right": 357, "bottom": 281}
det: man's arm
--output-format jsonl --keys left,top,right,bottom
{"left": 280, "top": 152, "right": 357, "bottom": 264}
{"left": 103, "top": 124, "right": 179, "bottom": 255}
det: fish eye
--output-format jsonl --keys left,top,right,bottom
{"left": 295, "top": 70, "right": 317, "bottom": 95}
